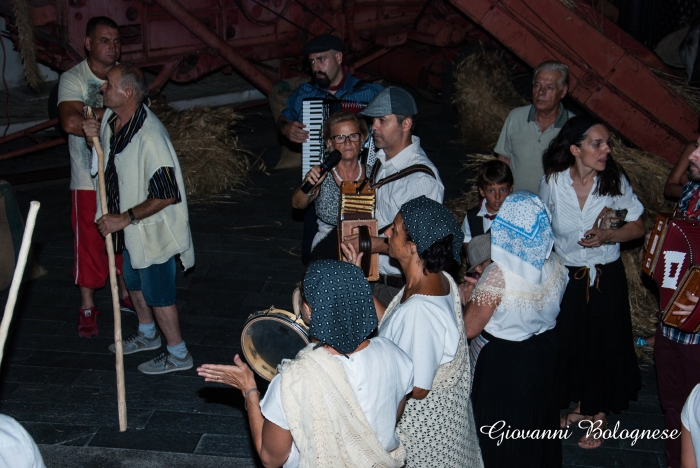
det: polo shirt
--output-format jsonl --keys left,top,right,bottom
{"left": 494, "top": 103, "right": 573, "bottom": 193}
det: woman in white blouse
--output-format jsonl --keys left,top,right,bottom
{"left": 539, "top": 116, "right": 645, "bottom": 449}
{"left": 198, "top": 260, "right": 413, "bottom": 468}
{"left": 344, "top": 195, "right": 483, "bottom": 468}
{"left": 463, "top": 191, "right": 569, "bottom": 468}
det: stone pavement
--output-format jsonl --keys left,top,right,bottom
{"left": 0, "top": 98, "right": 669, "bottom": 467}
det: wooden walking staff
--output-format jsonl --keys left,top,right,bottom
{"left": 86, "top": 106, "right": 127, "bottom": 432}
{"left": 0, "top": 201, "right": 40, "bottom": 369}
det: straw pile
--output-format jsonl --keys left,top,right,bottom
{"left": 149, "top": 100, "right": 256, "bottom": 199}
{"left": 445, "top": 153, "right": 496, "bottom": 224}
{"left": 11, "top": 0, "right": 42, "bottom": 90}
{"left": 451, "top": 46, "right": 527, "bottom": 150}
{"left": 652, "top": 69, "right": 700, "bottom": 115}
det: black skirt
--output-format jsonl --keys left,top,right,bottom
{"left": 471, "top": 329, "right": 561, "bottom": 468}
{"left": 556, "top": 257, "right": 641, "bottom": 415}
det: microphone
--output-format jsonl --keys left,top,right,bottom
{"left": 301, "top": 150, "right": 342, "bottom": 194}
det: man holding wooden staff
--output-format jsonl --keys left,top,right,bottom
{"left": 82, "top": 63, "right": 195, "bottom": 375}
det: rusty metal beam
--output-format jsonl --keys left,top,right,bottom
{"left": 0, "top": 119, "right": 60, "bottom": 146}
{"left": 151, "top": 0, "right": 275, "bottom": 96}
{"left": 448, "top": 0, "right": 698, "bottom": 164}
{"left": 0, "top": 138, "right": 67, "bottom": 162}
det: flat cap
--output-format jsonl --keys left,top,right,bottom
{"left": 359, "top": 86, "right": 417, "bottom": 117}
{"left": 467, "top": 233, "right": 491, "bottom": 273}
{"left": 302, "top": 34, "right": 345, "bottom": 55}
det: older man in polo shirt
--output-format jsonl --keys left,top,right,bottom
{"left": 495, "top": 61, "right": 574, "bottom": 193}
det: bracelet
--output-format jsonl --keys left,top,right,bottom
{"left": 244, "top": 388, "right": 260, "bottom": 411}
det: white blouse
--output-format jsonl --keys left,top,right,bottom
{"left": 538, "top": 169, "right": 643, "bottom": 284}
{"left": 260, "top": 337, "right": 414, "bottom": 468}
{"left": 471, "top": 254, "right": 569, "bottom": 341}
{"left": 378, "top": 283, "right": 460, "bottom": 390}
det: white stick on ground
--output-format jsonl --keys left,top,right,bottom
{"left": 0, "top": 201, "right": 40, "bottom": 369}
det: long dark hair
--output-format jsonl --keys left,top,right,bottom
{"left": 542, "top": 116, "right": 628, "bottom": 197}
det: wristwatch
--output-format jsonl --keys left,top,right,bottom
{"left": 128, "top": 208, "right": 138, "bottom": 225}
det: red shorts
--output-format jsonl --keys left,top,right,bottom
{"left": 71, "top": 190, "right": 121, "bottom": 289}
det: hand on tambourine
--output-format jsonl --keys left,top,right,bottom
{"left": 341, "top": 242, "right": 364, "bottom": 268}
{"left": 197, "top": 355, "right": 256, "bottom": 396}
{"left": 672, "top": 291, "right": 700, "bottom": 323}
{"left": 578, "top": 227, "right": 611, "bottom": 248}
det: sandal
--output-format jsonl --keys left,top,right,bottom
{"left": 560, "top": 411, "right": 586, "bottom": 429}
{"left": 578, "top": 419, "right": 606, "bottom": 450}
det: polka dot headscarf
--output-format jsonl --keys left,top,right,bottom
{"left": 303, "top": 260, "right": 377, "bottom": 355}
{"left": 400, "top": 196, "right": 463, "bottom": 264}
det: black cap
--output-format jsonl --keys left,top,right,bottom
{"left": 302, "top": 34, "right": 345, "bottom": 55}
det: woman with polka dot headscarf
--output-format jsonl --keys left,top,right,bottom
{"left": 344, "top": 195, "right": 483, "bottom": 468}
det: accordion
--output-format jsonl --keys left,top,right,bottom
{"left": 642, "top": 212, "right": 700, "bottom": 332}
{"left": 338, "top": 178, "right": 379, "bottom": 281}
{"left": 301, "top": 98, "right": 374, "bottom": 181}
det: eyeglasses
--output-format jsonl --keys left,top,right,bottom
{"left": 331, "top": 133, "right": 361, "bottom": 144}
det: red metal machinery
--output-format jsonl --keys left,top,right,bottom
{"left": 1, "top": 0, "right": 698, "bottom": 164}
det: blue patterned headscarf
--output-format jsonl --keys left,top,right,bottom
{"left": 302, "top": 260, "right": 377, "bottom": 355}
{"left": 490, "top": 191, "right": 554, "bottom": 284}
{"left": 400, "top": 196, "right": 463, "bottom": 264}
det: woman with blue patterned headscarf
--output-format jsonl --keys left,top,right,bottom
{"left": 463, "top": 191, "right": 569, "bottom": 468}
{"left": 346, "top": 195, "right": 483, "bottom": 468}
{"left": 540, "top": 117, "right": 645, "bottom": 450}
{"left": 197, "top": 260, "right": 413, "bottom": 468}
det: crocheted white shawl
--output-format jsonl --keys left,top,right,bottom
{"left": 279, "top": 344, "right": 406, "bottom": 468}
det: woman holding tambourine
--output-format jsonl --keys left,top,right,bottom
{"left": 292, "top": 112, "right": 371, "bottom": 263}
{"left": 538, "top": 116, "right": 645, "bottom": 449}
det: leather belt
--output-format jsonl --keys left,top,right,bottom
{"left": 377, "top": 274, "right": 405, "bottom": 289}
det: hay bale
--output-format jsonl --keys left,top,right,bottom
{"left": 452, "top": 46, "right": 527, "bottom": 150}
{"left": 150, "top": 100, "right": 256, "bottom": 199}
{"left": 11, "top": 0, "right": 42, "bottom": 90}
{"left": 652, "top": 69, "right": 700, "bottom": 115}
{"left": 445, "top": 153, "right": 496, "bottom": 223}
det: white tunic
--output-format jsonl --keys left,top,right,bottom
{"left": 378, "top": 285, "right": 460, "bottom": 390}
{"left": 538, "top": 169, "right": 643, "bottom": 284}
{"left": 374, "top": 136, "right": 444, "bottom": 275}
{"left": 0, "top": 414, "right": 45, "bottom": 468}
{"left": 260, "top": 337, "right": 414, "bottom": 468}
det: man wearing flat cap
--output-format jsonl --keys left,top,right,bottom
{"left": 344, "top": 86, "right": 444, "bottom": 306}
{"left": 277, "top": 34, "right": 383, "bottom": 144}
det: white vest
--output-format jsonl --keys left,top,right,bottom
{"left": 96, "top": 106, "right": 194, "bottom": 270}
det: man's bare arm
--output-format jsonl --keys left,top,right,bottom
{"left": 96, "top": 198, "right": 176, "bottom": 237}
{"left": 59, "top": 102, "right": 107, "bottom": 137}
